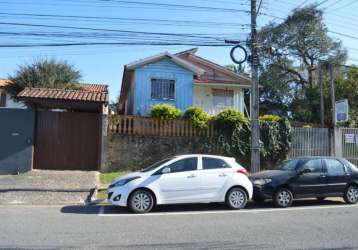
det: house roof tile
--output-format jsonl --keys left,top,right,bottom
{"left": 18, "top": 84, "right": 108, "bottom": 103}
{"left": 0, "top": 79, "right": 10, "bottom": 87}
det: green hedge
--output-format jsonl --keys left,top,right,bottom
{"left": 214, "top": 109, "right": 292, "bottom": 169}
{"left": 183, "top": 107, "right": 210, "bottom": 130}
{"left": 149, "top": 104, "right": 181, "bottom": 119}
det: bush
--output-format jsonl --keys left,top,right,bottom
{"left": 149, "top": 104, "right": 181, "bottom": 119}
{"left": 215, "top": 110, "right": 292, "bottom": 170}
{"left": 183, "top": 107, "right": 210, "bottom": 130}
{"left": 214, "top": 108, "right": 249, "bottom": 132}
{"left": 259, "top": 114, "right": 281, "bottom": 122}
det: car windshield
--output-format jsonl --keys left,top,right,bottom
{"left": 341, "top": 158, "right": 358, "bottom": 170}
{"left": 140, "top": 157, "right": 176, "bottom": 172}
{"left": 277, "top": 159, "right": 300, "bottom": 171}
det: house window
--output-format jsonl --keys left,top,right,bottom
{"left": 212, "top": 89, "right": 234, "bottom": 108}
{"left": 0, "top": 92, "right": 6, "bottom": 107}
{"left": 151, "top": 79, "right": 175, "bottom": 100}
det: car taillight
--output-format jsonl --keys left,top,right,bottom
{"left": 237, "top": 168, "right": 248, "bottom": 176}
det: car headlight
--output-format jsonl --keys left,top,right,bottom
{"left": 253, "top": 178, "right": 272, "bottom": 186}
{"left": 109, "top": 176, "right": 140, "bottom": 188}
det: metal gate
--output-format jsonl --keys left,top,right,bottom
{"left": 0, "top": 109, "right": 35, "bottom": 174}
{"left": 288, "top": 127, "right": 331, "bottom": 158}
{"left": 341, "top": 128, "right": 358, "bottom": 166}
{"left": 34, "top": 111, "right": 101, "bottom": 171}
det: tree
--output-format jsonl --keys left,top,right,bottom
{"left": 257, "top": 6, "right": 347, "bottom": 122}
{"left": 5, "top": 59, "right": 82, "bottom": 97}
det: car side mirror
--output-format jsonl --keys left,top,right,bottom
{"left": 161, "top": 167, "right": 171, "bottom": 174}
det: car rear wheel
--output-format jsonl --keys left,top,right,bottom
{"left": 344, "top": 185, "right": 358, "bottom": 204}
{"left": 128, "top": 189, "right": 154, "bottom": 213}
{"left": 274, "top": 188, "right": 293, "bottom": 208}
{"left": 226, "top": 187, "right": 248, "bottom": 210}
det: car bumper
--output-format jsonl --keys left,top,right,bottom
{"left": 107, "top": 187, "right": 130, "bottom": 207}
{"left": 253, "top": 184, "right": 275, "bottom": 200}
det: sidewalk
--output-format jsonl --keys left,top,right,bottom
{"left": 0, "top": 170, "right": 99, "bottom": 205}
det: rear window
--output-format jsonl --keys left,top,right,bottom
{"left": 202, "top": 157, "right": 230, "bottom": 170}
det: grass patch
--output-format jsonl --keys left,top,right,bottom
{"left": 97, "top": 189, "right": 108, "bottom": 200}
{"left": 99, "top": 171, "right": 128, "bottom": 185}
{"left": 97, "top": 171, "right": 128, "bottom": 200}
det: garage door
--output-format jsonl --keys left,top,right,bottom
{"left": 34, "top": 111, "right": 100, "bottom": 171}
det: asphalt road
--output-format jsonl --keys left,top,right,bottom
{"left": 1, "top": 199, "right": 358, "bottom": 250}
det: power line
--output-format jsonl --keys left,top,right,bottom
{"left": 0, "top": 22, "right": 236, "bottom": 40}
{"left": 325, "top": 0, "right": 357, "bottom": 12}
{"left": 314, "top": 0, "right": 331, "bottom": 7}
{"left": 297, "top": 0, "right": 310, "bottom": 8}
{"left": 0, "top": 12, "right": 250, "bottom": 28}
{"left": 5, "top": 0, "right": 251, "bottom": 13}
{"left": 94, "top": 0, "right": 250, "bottom": 12}
{"left": 0, "top": 42, "right": 235, "bottom": 48}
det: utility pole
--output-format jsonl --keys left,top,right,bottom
{"left": 250, "top": 0, "right": 260, "bottom": 173}
{"left": 329, "top": 64, "right": 336, "bottom": 127}
{"left": 319, "top": 62, "right": 324, "bottom": 127}
{"left": 329, "top": 63, "right": 336, "bottom": 156}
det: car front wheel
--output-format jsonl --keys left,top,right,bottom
{"left": 128, "top": 189, "right": 154, "bottom": 213}
{"left": 274, "top": 188, "right": 293, "bottom": 208}
{"left": 344, "top": 185, "right": 358, "bottom": 204}
{"left": 226, "top": 187, "right": 248, "bottom": 210}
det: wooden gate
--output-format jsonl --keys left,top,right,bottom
{"left": 34, "top": 111, "right": 101, "bottom": 171}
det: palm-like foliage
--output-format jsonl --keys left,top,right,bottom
{"left": 4, "top": 59, "right": 82, "bottom": 97}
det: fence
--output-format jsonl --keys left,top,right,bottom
{"left": 108, "top": 115, "right": 216, "bottom": 137}
{"left": 288, "top": 127, "right": 331, "bottom": 158}
{"left": 341, "top": 128, "right": 358, "bottom": 166}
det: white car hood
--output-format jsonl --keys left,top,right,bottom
{"left": 111, "top": 171, "right": 149, "bottom": 184}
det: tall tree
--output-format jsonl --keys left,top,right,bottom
{"left": 5, "top": 59, "right": 82, "bottom": 97}
{"left": 257, "top": 6, "right": 347, "bottom": 122}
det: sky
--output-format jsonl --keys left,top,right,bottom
{"left": 1, "top": 0, "right": 358, "bottom": 102}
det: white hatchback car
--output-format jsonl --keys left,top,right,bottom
{"left": 107, "top": 154, "right": 253, "bottom": 213}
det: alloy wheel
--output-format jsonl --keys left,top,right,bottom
{"left": 346, "top": 186, "right": 358, "bottom": 204}
{"left": 226, "top": 188, "right": 247, "bottom": 209}
{"left": 129, "top": 190, "right": 154, "bottom": 213}
{"left": 275, "top": 188, "right": 293, "bottom": 208}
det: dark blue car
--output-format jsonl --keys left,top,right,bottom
{"left": 250, "top": 157, "right": 358, "bottom": 208}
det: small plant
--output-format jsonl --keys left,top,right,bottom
{"left": 183, "top": 106, "right": 210, "bottom": 130}
{"left": 149, "top": 104, "right": 181, "bottom": 119}
{"left": 259, "top": 114, "right": 281, "bottom": 123}
{"left": 214, "top": 108, "right": 249, "bottom": 132}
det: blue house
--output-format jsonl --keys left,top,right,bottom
{"left": 119, "top": 48, "right": 251, "bottom": 116}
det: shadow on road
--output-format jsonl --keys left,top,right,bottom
{"left": 60, "top": 198, "right": 347, "bottom": 215}
{"left": 60, "top": 205, "right": 102, "bottom": 214}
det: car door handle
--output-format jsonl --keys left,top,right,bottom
{"left": 187, "top": 174, "right": 196, "bottom": 178}
{"left": 319, "top": 174, "right": 327, "bottom": 178}
{"left": 219, "top": 173, "right": 227, "bottom": 177}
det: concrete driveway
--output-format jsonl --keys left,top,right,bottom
{"left": 0, "top": 170, "right": 99, "bottom": 205}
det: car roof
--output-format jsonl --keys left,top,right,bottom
{"left": 174, "top": 154, "right": 234, "bottom": 160}
{"left": 289, "top": 156, "right": 345, "bottom": 160}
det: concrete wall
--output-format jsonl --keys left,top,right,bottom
{"left": 132, "top": 58, "right": 194, "bottom": 116}
{"left": 0, "top": 109, "right": 35, "bottom": 174}
{"left": 102, "top": 134, "right": 224, "bottom": 172}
